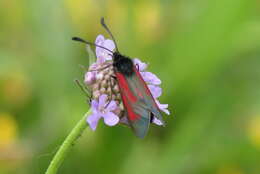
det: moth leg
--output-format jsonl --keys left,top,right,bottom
{"left": 105, "top": 77, "right": 114, "bottom": 108}
{"left": 78, "top": 64, "right": 88, "bottom": 71}
{"left": 74, "top": 79, "right": 92, "bottom": 104}
{"left": 90, "top": 64, "right": 112, "bottom": 72}
{"left": 111, "top": 75, "right": 117, "bottom": 80}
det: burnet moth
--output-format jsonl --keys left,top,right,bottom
{"left": 72, "top": 18, "right": 165, "bottom": 138}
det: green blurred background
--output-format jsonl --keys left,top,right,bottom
{"left": 1, "top": 0, "right": 260, "bottom": 174}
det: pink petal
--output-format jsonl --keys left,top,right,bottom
{"left": 103, "top": 112, "right": 119, "bottom": 126}
{"left": 95, "top": 35, "right": 115, "bottom": 62}
{"left": 148, "top": 85, "right": 162, "bottom": 98}
{"left": 96, "top": 39, "right": 114, "bottom": 61}
{"left": 95, "top": 34, "right": 105, "bottom": 45}
{"left": 103, "top": 39, "right": 115, "bottom": 60}
{"left": 141, "top": 72, "right": 161, "bottom": 85}
{"left": 133, "top": 58, "right": 147, "bottom": 71}
{"left": 91, "top": 100, "right": 99, "bottom": 113}
{"left": 153, "top": 117, "right": 164, "bottom": 126}
{"left": 99, "top": 94, "right": 108, "bottom": 107}
{"left": 95, "top": 35, "right": 106, "bottom": 63}
{"left": 106, "top": 100, "right": 117, "bottom": 111}
{"left": 84, "top": 71, "right": 96, "bottom": 85}
{"left": 96, "top": 48, "right": 106, "bottom": 63}
{"left": 87, "top": 113, "right": 101, "bottom": 131}
{"left": 156, "top": 100, "right": 170, "bottom": 115}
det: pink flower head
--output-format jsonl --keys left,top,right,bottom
{"left": 87, "top": 94, "right": 119, "bottom": 130}
{"left": 95, "top": 35, "right": 115, "bottom": 63}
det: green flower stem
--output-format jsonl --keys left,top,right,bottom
{"left": 45, "top": 110, "right": 91, "bottom": 174}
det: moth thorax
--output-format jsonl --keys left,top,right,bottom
{"left": 113, "top": 57, "right": 134, "bottom": 76}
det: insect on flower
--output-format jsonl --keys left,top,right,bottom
{"left": 73, "top": 18, "right": 169, "bottom": 138}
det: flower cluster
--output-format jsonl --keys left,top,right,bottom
{"left": 84, "top": 35, "right": 169, "bottom": 130}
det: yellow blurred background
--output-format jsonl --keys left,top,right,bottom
{"left": 1, "top": 0, "right": 260, "bottom": 174}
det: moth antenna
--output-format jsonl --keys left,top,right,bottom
{"left": 100, "top": 17, "right": 119, "bottom": 52}
{"left": 72, "top": 36, "right": 114, "bottom": 54}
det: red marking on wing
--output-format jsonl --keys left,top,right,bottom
{"left": 116, "top": 73, "right": 137, "bottom": 102}
{"left": 115, "top": 72, "right": 139, "bottom": 121}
